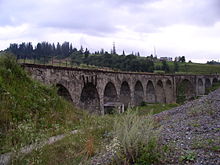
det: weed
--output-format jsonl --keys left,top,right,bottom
{"left": 211, "top": 145, "right": 220, "bottom": 152}
{"left": 134, "top": 137, "right": 162, "bottom": 165}
{"left": 190, "top": 121, "right": 200, "bottom": 127}
{"left": 180, "top": 150, "right": 196, "bottom": 162}
{"left": 85, "top": 136, "right": 95, "bottom": 157}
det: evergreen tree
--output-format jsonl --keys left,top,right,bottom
{"left": 162, "top": 60, "right": 170, "bottom": 73}
{"left": 61, "top": 42, "right": 70, "bottom": 58}
{"left": 181, "top": 56, "right": 186, "bottom": 62}
{"left": 122, "top": 50, "right": 125, "bottom": 56}
{"left": 174, "top": 61, "right": 179, "bottom": 73}
{"left": 112, "top": 42, "right": 116, "bottom": 54}
{"left": 84, "top": 48, "right": 90, "bottom": 58}
{"left": 79, "top": 45, "right": 84, "bottom": 55}
{"left": 56, "top": 42, "right": 62, "bottom": 57}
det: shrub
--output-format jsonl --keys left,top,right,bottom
{"left": 112, "top": 109, "right": 160, "bottom": 164}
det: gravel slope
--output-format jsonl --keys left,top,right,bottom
{"left": 156, "top": 88, "right": 220, "bottom": 164}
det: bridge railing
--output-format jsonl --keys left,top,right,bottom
{"left": 16, "top": 56, "right": 73, "bottom": 67}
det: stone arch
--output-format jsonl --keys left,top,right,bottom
{"left": 103, "top": 82, "right": 118, "bottom": 113}
{"left": 134, "top": 80, "right": 144, "bottom": 106}
{"left": 156, "top": 80, "right": 166, "bottom": 103}
{"left": 165, "top": 79, "right": 173, "bottom": 103}
{"left": 177, "top": 79, "right": 194, "bottom": 103}
{"left": 205, "top": 78, "right": 211, "bottom": 89}
{"left": 80, "top": 83, "right": 100, "bottom": 114}
{"left": 119, "top": 81, "right": 131, "bottom": 109}
{"left": 56, "top": 84, "right": 73, "bottom": 102}
{"left": 146, "top": 80, "right": 156, "bottom": 103}
{"left": 198, "top": 78, "right": 204, "bottom": 95}
{"left": 213, "top": 78, "right": 218, "bottom": 84}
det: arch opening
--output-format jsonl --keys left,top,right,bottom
{"left": 80, "top": 83, "right": 100, "bottom": 113}
{"left": 104, "top": 82, "right": 119, "bottom": 114}
{"left": 205, "top": 78, "right": 211, "bottom": 89}
{"left": 119, "top": 81, "right": 131, "bottom": 109}
{"left": 156, "top": 80, "right": 166, "bottom": 103}
{"left": 56, "top": 84, "right": 72, "bottom": 102}
{"left": 198, "top": 78, "right": 204, "bottom": 95}
{"left": 177, "top": 79, "right": 194, "bottom": 103}
{"left": 146, "top": 80, "right": 156, "bottom": 103}
{"left": 165, "top": 79, "right": 173, "bottom": 103}
{"left": 134, "top": 81, "right": 144, "bottom": 106}
{"left": 213, "top": 78, "right": 218, "bottom": 84}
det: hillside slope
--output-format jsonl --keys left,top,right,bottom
{"left": 0, "top": 53, "right": 84, "bottom": 154}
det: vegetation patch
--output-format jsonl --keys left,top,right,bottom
{"left": 11, "top": 114, "right": 114, "bottom": 165}
{"left": 135, "top": 103, "right": 179, "bottom": 116}
{"left": 205, "top": 81, "right": 220, "bottom": 94}
{"left": 187, "top": 101, "right": 215, "bottom": 117}
{"left": 112, "top": 110, "right": 164, "bottom": 164}
{"left": 180, "top": 150, "right": 197, "bottom": 163}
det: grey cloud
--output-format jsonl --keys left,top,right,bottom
{"left": 123, "top": 0, "right": 220, "bottom": 34}
{"left": 0, "top": 0, "right": 119, "bottom": 36}
{"left": 0, "top": 0, "right": 39, "bottom": 25}
{"left": 0, "top": 0, "right": 220, "bottom": 37}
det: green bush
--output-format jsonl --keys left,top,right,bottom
{"left": 134, "top": 137, "right": 161, "bottom": 165}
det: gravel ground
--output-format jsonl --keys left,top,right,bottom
{"left": 91, "top": 89, "right": 220, "bottom": 165}
{"left": 155, "top": 88, "right": 220, "bottom": 165}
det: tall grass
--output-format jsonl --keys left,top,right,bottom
{"left": 113, "top": 110, "right": 161, "bottom": 164}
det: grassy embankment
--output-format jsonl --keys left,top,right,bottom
{"left": 0, "top": 52, "right": 84, "bottom": 153}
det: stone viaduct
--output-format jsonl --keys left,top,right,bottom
{"left": 22, "top": 64, "right": 220, "bottom": 114}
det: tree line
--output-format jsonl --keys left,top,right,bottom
{"left": 7, "top": 42, "right": 77, "bottom": 60}
{"left": 6, "top": 42, "right": 185, "bottom": 73}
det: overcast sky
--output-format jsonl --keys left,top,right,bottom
{"left": 0, "top": 0, "right": 220, "bottom": 63}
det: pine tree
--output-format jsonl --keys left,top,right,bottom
{"left": 112, "top": 42, "right": 116, "bottom": 54}
{"left": 122, "top": 50, "right": 125, "bottom": 56}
